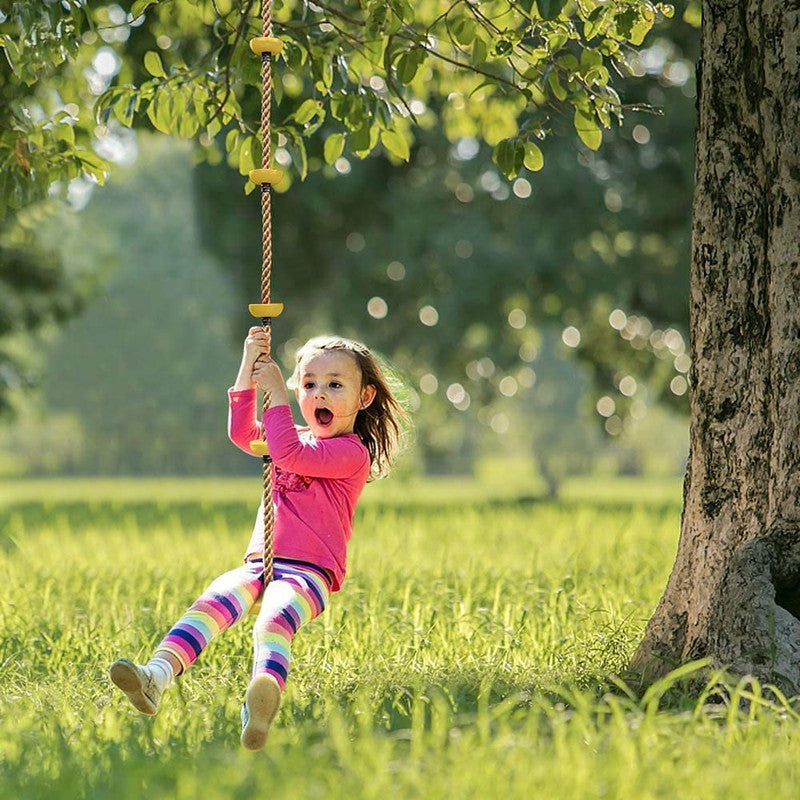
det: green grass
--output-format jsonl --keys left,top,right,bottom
{"left": 2, "top": 476, "right": 799, "bottom": 799}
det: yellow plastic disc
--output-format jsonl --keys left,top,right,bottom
{"left": 249, "top": 37, "right": 284, "bottom": 55}
{"left": 249, "top": 168, "right": 285, "bottom": 186}
{"left": 248, "top": 303, "right": 284, "bottom": 318}
{"left": 249, "top": 440, "right": 270, "bottom": 456}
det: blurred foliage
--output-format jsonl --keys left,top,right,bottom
{"left": 0, "top": 134, "right": 688, "bottom": 480}
{"left": 0, "top": 210, "right": 99, "bottom": 417}
{"left": 8, "top": 138, "right": 251, "bottom": 475}
{"left": 193, "top": 12, "right": 697, "bottom": 475}
{"left": 1, "top": 0, "right": 676, "bottom": 212}
{"left": 0, "top": 1, "right": 698, "bottom": 480}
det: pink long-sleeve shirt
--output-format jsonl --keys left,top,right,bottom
{"left": 228, "top": 388, "right": 370, "bottom": 591}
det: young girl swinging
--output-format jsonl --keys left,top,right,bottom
{"left": 110, "top": 328, "right": 406, "bottom": 750}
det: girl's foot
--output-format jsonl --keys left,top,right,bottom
{"left": 240, "top": 674, "right": 282, "bottom": 751}
{"left": 109, "top": 659, "right": 163, "bottom": 715}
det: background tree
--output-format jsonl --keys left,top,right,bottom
{"left": 0, "top": 207, "right": 101, "bottom": 418}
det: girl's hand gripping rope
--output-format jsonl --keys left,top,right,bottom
{"left": 233, "top": 327, "right": 272, "bottom": 392}
{"left": 244, "top": 326, "right": 271, "bottom": 367}
{"left": 252, "top": 356, "right": 290, "bottom": 408}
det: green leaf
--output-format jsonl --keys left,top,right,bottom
{"left": 595, "top": 101, "right": 611, "bottom": 128}
{"left": 580, "top": 48, "right": 603, "bottom": 69}
{"left": 294, "top": 99, "right": 321, "bottom": 125}
{"left": 471, "top": 37, "right": 488, "bottom": 67}
{"left": 363, "top": 36, "right": 387, "bottom": 65}
{"left": 290, "top": 136, "right": 308, "bottom": 179}
{"left": 547, "top": 70, "right": 567, "bottom": 101}
{"left": 573, "top": 108, "right": 602, "bottom": 150}
{"left": 390, "top": 0, "right": 415, "bottom": 24}
{"left": 629, "top": 6, "right": 656, "bottom": 45}
{"left": 350, "top": 123, "right": 371, "bottom": 153}
{"left": 350, "top": 122, "right": 379, "bottom": 158}
{"left": 114, "top": 92, "right": 139, "bottom": 127}
{"left": 78, "top": 150, "right": 108, "bottom": 186}
{"left": 314, "top": 61, "right": 334, "bottom": 93}
{"left": 547, "top": 30, "right": 569, "bottom": 52}
{"left": 537, "top": 0, "right": 566, "bottom": 21}
{"left": 341, "top": 96, "right": 366, "bottom": 132}
{"left": 450, "top": 17, "right": 477, "bottom": 47}
{"left": 396, "top": 50, "right": 422, "bottom": 84}
{"left": 238, "top": 135, "right": 257, "bottom": 176}
{"left": 380, "top": 129, "right": 410, "bottom": 161}
{"left": 513, "top": 141, "right": 525, "bottom": 175}
{"left": 556, "top": 53, "right": 579, "bottom": 72}
{"left": 683, "top": 1, "right": 701, "bottom": 27}
{"left": 584, "top": 65, "right": 610, "bottom": 87}
{"left": 323, "top": 133, "right": 345, "bottom": 165}
{"left": 523, "top": 141, "right": 544, "bottom": 172}
{"left": 54, "top": 124, "right": 75, "bottom": 146}
{"left": 493, "top": 139, "right": 518, "bottom": 179}
{"left": 225, "top": 129, "right": 240, "bottom": 156}
{"left": 584, "top": 6, "right": 609, "bottom": 40}
{"left": 206, "top": 117, "right": 222, "bottom": 140}
{"left": 144, "top": 51, "right": 166, "bottom": 79}
{"left": 176, "top": 93, "right": 199, "bottom": 138}
{"left": 146, "top": 92, "right": 171, "bottom": 134}
{"left": 131, "top": 0, "right": 154, "bottom": 17}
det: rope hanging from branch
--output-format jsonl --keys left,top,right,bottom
{"left": 246, "top": 0, "right": 285, "bottom": 594}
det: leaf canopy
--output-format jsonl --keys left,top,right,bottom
{"left": 0, "top": 0, "right": 672, "bottom": 209}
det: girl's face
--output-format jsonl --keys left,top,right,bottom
{"left": 295, "top": 350, "right": 376, "bottom": 438}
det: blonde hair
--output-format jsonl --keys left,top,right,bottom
{"left": 289, "top": 335, "right": 408, "bottom": 478}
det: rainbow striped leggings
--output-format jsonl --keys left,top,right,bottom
{"left": 156, "top": 558, "right": 331, "bottom": 690}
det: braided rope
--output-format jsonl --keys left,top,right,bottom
{"left": 259, "top": 0, "right": 275, "bottom": 587}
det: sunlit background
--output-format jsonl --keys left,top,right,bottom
{"left": 0, "top": 6, "right": 699, "bottom": 497}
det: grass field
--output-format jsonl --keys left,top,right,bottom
{"left": 2, "top": 475, "right": 800, "bottom": 799}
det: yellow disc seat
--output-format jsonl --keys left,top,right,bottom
{"left": 248, "top": 302, "right": 284, "bottom": 318}
{"left": 250, "top": 440, "right": 270, "bottom": 456}
{"left": 250, "top": 37, "right": 284, "bottom": 55}
{"left": 249, "top": 168, "right": 285, "bottom": 186}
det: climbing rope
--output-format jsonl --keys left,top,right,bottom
{"left": 246, "top": 0, "right": 285, "bottom": 595}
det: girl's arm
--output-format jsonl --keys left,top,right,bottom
{"left": 232, "top": 327, "right": 270, "bottom": 391}
{"left": 228, "top": 388, "right": 262, "bottom": 454}
{"left": 228, "top": 328, "right": 270, "bottom": 454}
{"left": 252, "top": 356, "right": 369, "bottom": 478}
{"left": 263, "top": 405, "right": 369, "bottom": 479}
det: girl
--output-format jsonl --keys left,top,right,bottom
{"left": 110, "top": 330, "right": 406, "bottom": 750}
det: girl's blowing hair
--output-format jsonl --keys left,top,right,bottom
{"left": 289, "top": 335, "right": 409, "bottom": 478}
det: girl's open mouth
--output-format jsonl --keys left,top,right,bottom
{"left": 315, "top": 407, "right": 334, "bottom": 426}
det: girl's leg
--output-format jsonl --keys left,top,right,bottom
{"left": 252, "top": 562, "right": 332, "bottom": 689}
{"left": 155, "top": 561, "right": 264, "bottom": 673}
{"left": 111, "top": 561, "right": 263, "bottom": 715}
{"left": 241, "top": 561, "right": 331, "bottom": 750}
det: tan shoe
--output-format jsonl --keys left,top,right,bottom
{"left": 109, "top": 658, "right": 162, "bottom": 716}
{"left": 240, "top": 674, "right": 282, "bottom": 750}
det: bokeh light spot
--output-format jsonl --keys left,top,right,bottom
{"left": 367, "top": 297, "right": 388, "bottom": 319}
{"left": 419, "top": 305, "right": 439, "bottom": 326}
{"left": 562, "top": 326, "right": 581, "bottom": 348}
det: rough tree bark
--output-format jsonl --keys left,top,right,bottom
{"left": 629, "top": 0, "right": 800, "bottom": 693}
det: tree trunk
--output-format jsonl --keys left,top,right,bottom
{"left": 629, "top": 0, "right": 800, "bottom": 693}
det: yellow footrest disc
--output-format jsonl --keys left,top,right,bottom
{"left": 249, "top": 440, "right": 270, "bottom": 456}
{"left": 249, "top": 303, "right": 284, "bottom": 318}
{"left": 249, "top": 168, "right": 285, "bottom": 186}
{"left": 250, "top": 37, "right": 284, "bottom": 55}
